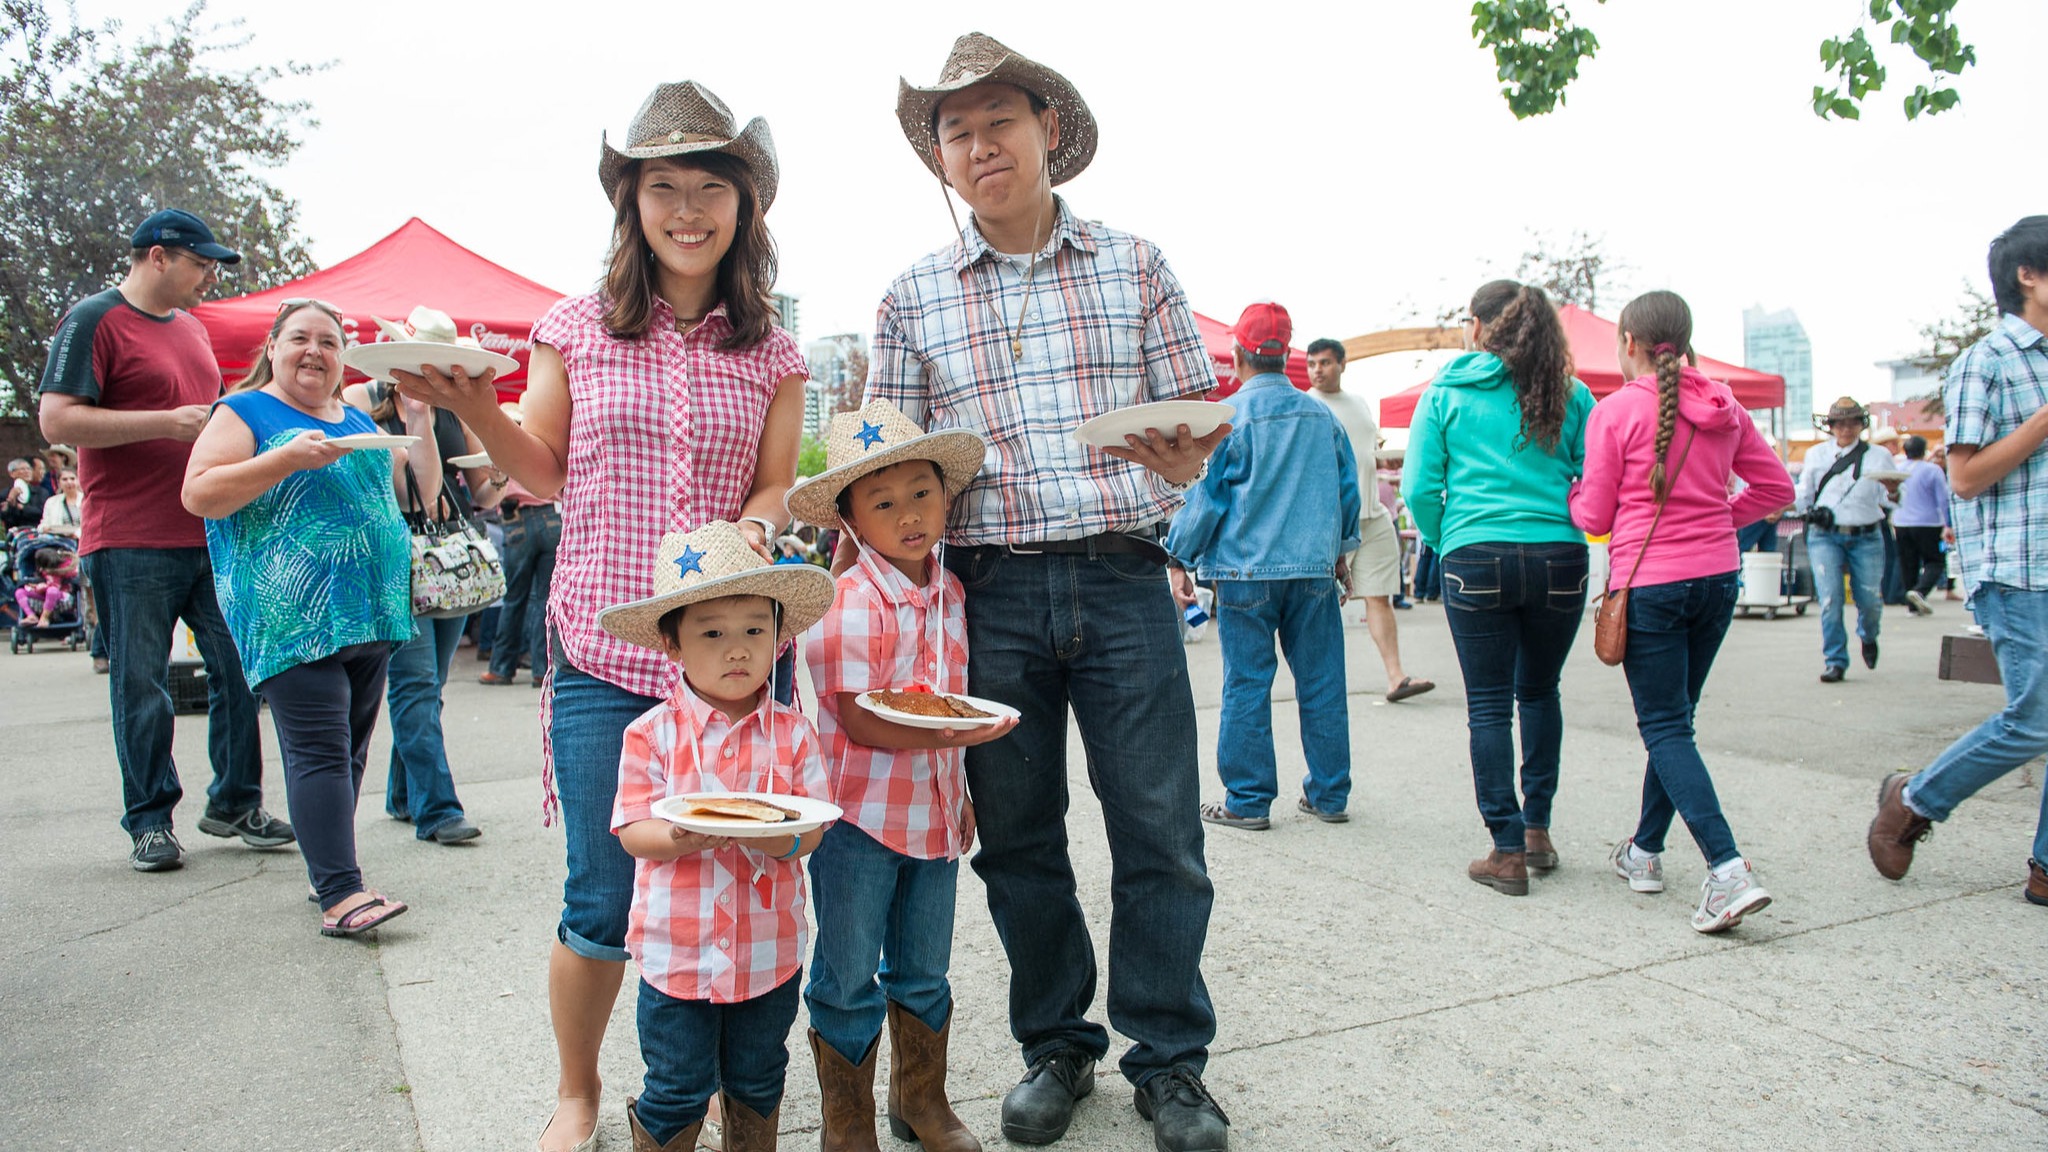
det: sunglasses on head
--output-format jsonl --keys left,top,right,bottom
{"left": 276, "top": 297, "right": 342, "bottom": 316}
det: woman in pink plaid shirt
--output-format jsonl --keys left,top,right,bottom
{"left": 392, "top": 83, "right": 808, "bottom": 1152}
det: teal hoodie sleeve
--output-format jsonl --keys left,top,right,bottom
{"left": 1164, "top": 428, "right": 1241, "bottom": 569}
{"left": 1402, "top": 387, "right": 1448, "bottom": 550}
{"left": 1562, "top": 381, "right": 1594, "bottom": 478}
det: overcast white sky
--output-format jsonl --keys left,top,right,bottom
{"left": 73, "top": 0, "right": 2047, "bottom": 413}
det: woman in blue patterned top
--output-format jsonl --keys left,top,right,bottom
{"left": 182, "top": 300, "right": 441, "bottom": 938}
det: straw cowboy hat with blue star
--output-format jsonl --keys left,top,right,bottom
{"left": 784, "top": 400, "right": 989, "bottom": 530}
{"left": 597, "top": 521, "right": 834, "bottom": 652}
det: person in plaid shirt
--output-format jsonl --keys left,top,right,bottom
{"left": 600, "top": 521, "right": 836, "bottom": 1152}
{"left": 1869, "top": 216, "right": 2048, "bottom": 908}
{"left": 788, "top": 400, "right": 1015, "bottom": 1152}
{"left": 870, "top": 34, "right": 1232, "bottom": 1152}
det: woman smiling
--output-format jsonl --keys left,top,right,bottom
{"left": 182, "top": 299, "right": 442, "bottom": 939}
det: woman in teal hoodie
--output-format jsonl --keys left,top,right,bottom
{"left": 1403, "top": 280, "right": 1594, "bottom": 897}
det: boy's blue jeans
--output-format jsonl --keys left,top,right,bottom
{"left": 804, "top": 821, "right": 958, "bottom": 1063}
{"left": 1213, "top": 577, "right": 1351, "bottom": 818}
{"left": 633, "top": 972, "right": 800, "bottom": 1145}
{"left": 1905, "top": 584, "right": 2048, "bottom": 868}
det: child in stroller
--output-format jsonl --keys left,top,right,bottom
{"left": 5, "top": 532, "right": 85, "bottom": 652}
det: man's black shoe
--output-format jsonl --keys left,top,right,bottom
{"left": 1001, "top": 1049, "right": 1095, "bottom": 1144}
{"left": 1133, "top": 1066, "right": 1229, "bottom": 1152}
{"left": 1820, "top": 666, "right": 1846, "bottom": 683}
{"left": 130, "top": 828, "right": 184, "bottom": 872}
{"left": 1863, "top": 639, "right": 1880, "bottom": 669}
{"left": 198, "top": 806, "right": 296, "bottom": 848}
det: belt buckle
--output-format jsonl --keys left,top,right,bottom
{"left": 1005, "top": 542, "right": 1044, "bottom": 555}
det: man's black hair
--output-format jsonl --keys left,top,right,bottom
{"left": 1989, "top": 215, "right": 2048, "bottom": 316}
{"left": 930, "top": 89, "right": 1048, "bottom": 136}
{"left": 1304, "top": 338, "right": 1346, "bottom": 363}
{"left": 1903, "top": 435, "right": 1928, "bottom": 460}
{"left": 1241, "top": 350, "right": 1287, "bottom": 373}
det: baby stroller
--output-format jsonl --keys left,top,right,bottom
{"left": 6, "top": 531, "right": 87, "bottom": 654}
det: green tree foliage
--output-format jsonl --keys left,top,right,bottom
{"left": 797, "top": 436, "right": 827, "bottom": 478}
{"left": 1907, "top": 282, "right": 1998, "bottom": 418}
{"left": 0, "top": 0, "right": 319, "bottom": 415}
{"left": 1472, "top": 0, "right": 1976, "bottom": 122}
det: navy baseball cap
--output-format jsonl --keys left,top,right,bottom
{"left": 130, "top": 209, "right": 241, "bottom": 264}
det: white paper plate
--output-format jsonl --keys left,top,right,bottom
{"left": 1072, "top": 401, "right": 1235, "bottom": 449}
{"left": 855, "top": 690, "right": 1020, "bottom": 731}
{"left": 651, "top": 791, "right": 842, "bottom": 839}
{"left": 341, "top": 341, "right": 520, "bottom": 384}
{"left": 447, "top": 452, "right": 492, "bottom": 469}
{"left": 326, "top": 433, "right": 420, "bottom": 450}
{"left": 1865, "top": 469, "right": 1911, "bottom": 483}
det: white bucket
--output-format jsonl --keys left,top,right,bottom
{"left": 1737, "top": 551, "right": 1786, "bottom": 606}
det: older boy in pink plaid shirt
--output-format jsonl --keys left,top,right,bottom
{"left": 789, "top": 401, "right": 1011, "bottom": 1151}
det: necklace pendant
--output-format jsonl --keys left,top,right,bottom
{"left": 1011, "top": 339, "right": 1023, "bottom": 361}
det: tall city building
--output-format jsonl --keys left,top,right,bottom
{"left": 1743, "top": 306, "right": 1813, "bottom": 419}
{"left": 773, "top": 292, "right": 800, "bottom": 338}
{"left": 804, "top": 334, "right": 867, "bottom": 441}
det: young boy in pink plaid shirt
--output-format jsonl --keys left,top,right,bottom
{"left": 599, "top": 521, "right": 836, "bottom": 1152}
{"left": 787, "top": 401, "right": 1014, "bottom": 1151}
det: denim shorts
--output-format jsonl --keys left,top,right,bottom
{"left": 549, "top": 649, "right": 659, "bottom": 962}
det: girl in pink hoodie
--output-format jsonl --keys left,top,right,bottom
{"left": 1570, "top": 290, "right": 1795, "bottom": 934}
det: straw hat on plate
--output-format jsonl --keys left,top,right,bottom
{"left": 598, "top": 80, "right": 779, "bottom": 211}
{"left": 896, "top": 32, "right": 1097, "bottom": 186}
{"left": 374, "top": 306, "right": 483, "bottom": 350}
{"left": 597, "top": 521, "right": 833, "bottom": 651}
{"left": 784, "top": 400, "right": 988, "bottom": 530}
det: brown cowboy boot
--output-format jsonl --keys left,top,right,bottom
{"left": 720, "top": 1093, "right": 780, "bottom": 1152}
{"left": 886, "top": 1001, "right": 981, "bottom": 1152}
{"left": 1524, "top": 828, "right": 1559, "bottom": 871}
{"left": 626, "top": 1097, "right": 705, "bottom": 1152}
{"left": 1468, "top": 850, "right": 1529, "bottom": 896}
{"left": 810, "top": 1028, "right": 881, "bottom": 1152}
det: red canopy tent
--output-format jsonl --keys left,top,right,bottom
{"left": 1194, "top": 311, "right": 1310, "bottom": 397}
{"left": 1377, "top": 303, "right": 1785, "bottom": 427}
{"left": 191, "top": 218, "right": 565, "bottom": 400}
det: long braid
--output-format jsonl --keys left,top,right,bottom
{"left": 1647, "top": 348, "right": 1682, "bottom": 500}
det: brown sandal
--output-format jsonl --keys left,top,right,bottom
{"left": 1386, "top": 677, "right": 1435, "bottom": 703}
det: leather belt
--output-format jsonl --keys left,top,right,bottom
{"left": 963, "top": 527, "right": 1171, "bottom": 567}
{"left": 1824, "top": 522, "right": 1881, "bottom": 536}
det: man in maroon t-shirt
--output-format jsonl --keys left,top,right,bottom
{"left": 38, "top": 208, "right": 293, "bottom": 873}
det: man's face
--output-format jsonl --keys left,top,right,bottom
{"left": 157, "top": 247, "right": 221, "bottom": 309}
{"left": 7, "top": 460, "right": 29, "bottom": 482}
{"left": 933, "top": 83, "right": 1058, "bottom": 219}
{"left": 1831, "top": 417, "right": 1865, "bottom": 445}
{"left": 1306, "top": 350, "right": 1344, "bottom": 392}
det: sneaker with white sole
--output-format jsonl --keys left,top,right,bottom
{"left": 1609, "top": 838, "right": 1663, "bottom": 893}
{"left": 197, "top": 806, "right": 296, "bottom": 848}
{"left": 130, "top": 828, "right": 185, "bottom": 872}
{"left": 1904, "top": 590, "right": 1932, "bottom": 615}
{"left": 1692, "top": 859, "right": 1772, "bottom": 934}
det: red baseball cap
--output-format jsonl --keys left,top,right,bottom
{"left": 1232, "top": 301, "right": 1292, "bottom": 358}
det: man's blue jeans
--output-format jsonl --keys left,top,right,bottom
{"left": 80, "top": 547, "right": 263, "bottom": 834}
{"left": 633, "top": 972, "right": 800, "bottom": 1145}
{"left": 945, "top": 545, "right": 1216, "bottom": 1085}
{"left": 1440, "top": 542, "right": 1588, "bottom": 853}
{"left": 804, "top": 821, "right": 959, "bottom": 1063}
{"left": 1906, "top": 584, "right": 2048, "bottom": 868}
{"left": 383, "top": 613, "right": 469, "bottom": 837}
{"left": 1806, "top": 527, "right": 1885, "bottom": 671}
{"left": 1621, "top": 573, "right": 1743, "bottom": 867}
{"left": 1213, "top": 577, "right": 1350, "bottom": 818}
{"left": 490, "top": 504, "right": 559, "bottom": 681}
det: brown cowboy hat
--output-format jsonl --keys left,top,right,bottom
{"left": 1815, "top": 395, "right": 1870, "bottom": 431}
{"left": 597, "top": 81, "right": 779, "bottom": 211}
{"left": 895, "top": 32, "right": 1098, "bottom": 186}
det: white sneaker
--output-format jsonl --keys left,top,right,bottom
{"left": 1692, "top": 859, "right": 1772, "bottom": 934}
{"left": 1904, "top": 590, "right": 1932, "bottom": 615}
{"left": 1609, "top": 838, "right": 1663, "bottom": 893}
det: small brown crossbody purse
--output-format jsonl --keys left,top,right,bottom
{"left": 1592, "top": 426, "right": 1695, "bottom": 666}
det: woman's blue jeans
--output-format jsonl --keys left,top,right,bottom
{"left": 1441, "top": 542, "right": 1588, "bottom": 853}
{"left": 1213, "top": 577, "right": 1350, "bottom": 818}
{"left": 804, "top": 821, "right": 958, "bottom": 1063}
{"left": 1620, "top": 573, "right": 1742, "bottom": 867}
{"left": 383, "top": 613, "right": 469, "bottom": 837}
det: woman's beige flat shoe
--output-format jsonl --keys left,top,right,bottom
{"left": 536, "top": 1111, "right": 598, "bottom": 1152}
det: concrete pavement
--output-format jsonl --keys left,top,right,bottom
{"left": 3, "top": 598, "right": 2043, "bottom": 1150}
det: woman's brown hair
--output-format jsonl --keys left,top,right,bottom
{"left": 232, "top": 302, "right": 348, "bottom": 395}
{"left": 1615, "top": 290, "right": 1694, "bottom": 501}
{"left": 1471, "top": 279, "right": 1575, "bottom": 452}
{"left": 602, "top": 152, "right": 779, "bottom": 350}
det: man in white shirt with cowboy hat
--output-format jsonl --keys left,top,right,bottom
{"left": 1795, "top": 396, "right": 1899, "bottom": 682}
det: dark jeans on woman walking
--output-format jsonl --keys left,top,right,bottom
{"left": 1895, "top": 525, "right": 1946, "bottom": 598}
{"left": 1441, "top": 542, "right": 1588, "bottom": 854}
{"left": 490, "top": 503, "right": 559, "bottom": 682}
{"left": 259, "top": 641, "right": 390, "bottom": 908}
{"left": 1620, "top": 572, "right": 1742, "bottom": 867}
{"left": 384, "top": 613, "right": 470, "bottom": 837}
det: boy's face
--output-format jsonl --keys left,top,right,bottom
{"left": 845, "top": 459, "right": 944, "bottom": 575}
{"left": 660, "top": 595, "right": 778, "bottom": 710}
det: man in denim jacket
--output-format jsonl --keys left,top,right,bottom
{"left": 1167, "top": 302, "right": 1362, "bottom": 829}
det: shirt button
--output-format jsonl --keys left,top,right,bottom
{"left": 717, "top": 936, "right": 730, "bottom": 949}
{"left": 718, "top": 893, "right": 731, "bottom": 906}
{"left": 723, "top": 745, "right": 736, "bottom": 758}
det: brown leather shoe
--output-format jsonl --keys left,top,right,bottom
{"left": 887, "top": 1001, "right": 981, "bottom": 1151}
{"left": 2027, "top": 859, "right": 2048, "bottom": 908}
{"left": 625, "top": 1097, "right": 703, "bottom": 1152}
{"left": 810, "top": 1029, "right": 881, "bottom": 1152}
{"left": 1468, "top": 850, "right": 1529, "bottom": 896}
{"left": 478, "top": 671, "right": 516, "bottom": 686}
{"left": 1525, "top": 828, "right": 1559, "bottom": 871}
{"left": 720, "top": 1094, "right": 779, "bottom": 1152}
{"left": 1868, "top": 772, "right": 1932, "bottom": 880}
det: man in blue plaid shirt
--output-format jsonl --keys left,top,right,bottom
{"left": 867, "top": 32, "right": 1234, "bottom": 1152}
{"left": 1869, "top": 216, "right": 2048, "bottom": 908}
